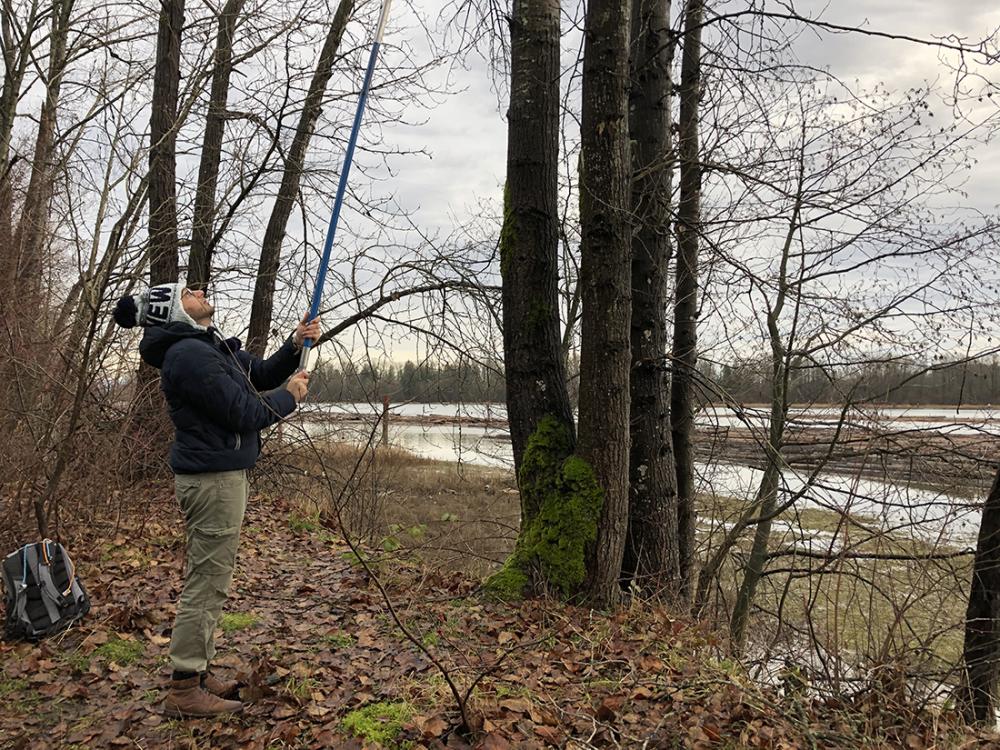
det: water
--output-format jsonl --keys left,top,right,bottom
{"left": 298, "top": 401, "right": 1000, "bottom": 436}
{"left": 293, "top": 403, "right": 989, "bottom": 546}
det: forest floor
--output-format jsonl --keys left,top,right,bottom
{"left": 1, "top": 450, "right": 997, "bottom": 749}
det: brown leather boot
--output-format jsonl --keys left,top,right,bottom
{"left": 202, "top": 671, "right": 240, "bottom": 699}
{"left": 162, "top": 676, "right": 243, "bottom": 718}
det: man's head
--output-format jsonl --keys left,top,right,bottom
{"left": 113, "top": 282, "right": 214, "bottom": 330}
{"left": 180, "top": 287, "right": 214, "bottom": 327}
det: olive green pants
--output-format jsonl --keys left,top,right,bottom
{"left": 168, "top": 470, "right": 248, "bottom": 674}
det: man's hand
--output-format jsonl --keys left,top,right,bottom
{"left": 286, "top": 371, "right": 310, "bottom": 403}
{"left": 293, "top": 314, "right": 321, "bottom": 350}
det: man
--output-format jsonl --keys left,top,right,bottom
{"left": 113, "top": 281, "right": 317, "bottom": 717}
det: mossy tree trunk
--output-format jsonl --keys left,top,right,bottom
{"left": 578, "top": 0, "right": 633, "bottom": 608}
{"left": 624, "top": 0, "right": 681, "bottom": 597}
{"left": 490, "top": 0, "right": 595, "bottom": 601}
{"left": 671, "top": 0, "right": 704, "bottom": 599}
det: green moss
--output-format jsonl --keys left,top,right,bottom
{"left": 342, "top": 701, "right": 414, "bottom": 748}
{"left": 95, "top": 637, "right": 144, "bottom": 667}
{"left": 485, "top": 560, "right": 529, "bottom": 600}
{"left": 218, "top": 612, "right": 260, "bottom": 633}
{"left": 486, "top": 416, "right": 604, "bottom": 600}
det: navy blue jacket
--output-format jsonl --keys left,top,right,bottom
{"left": 139, "top": 323, "right": 299, "bottom": 474}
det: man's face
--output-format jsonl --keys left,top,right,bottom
{"left": 181, "top": 288, "right": 214, "bottom": 325}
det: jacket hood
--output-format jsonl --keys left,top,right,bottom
{"left": 138, "top": 322, "right": 215, "bottom": 369}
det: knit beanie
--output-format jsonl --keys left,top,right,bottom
{"left": 112, "top": 282, "right": 204, "bottom": 330}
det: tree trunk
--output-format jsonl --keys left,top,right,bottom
{"left": 961, "top": 467, "right": 1000, "bottom": 724}
{"left": 246, "top": 0, "right": 354, "bottom": 356}
{"left": 187, "top": 0, "right": 245, "bottom": 291}
{"left": 148, "top": 0, "right": 184, "bottom": 285}
{"left": 133, "top": 0, "right": 185, "bottom": 458}
{"left": 1, "top": 0, "right": 73, "bottom": 438}
{"left": 671, "top": 0, "right": 704, "bottom": 600}
{"left": 501, "top": 0, "right": 574, "bottom": 481}
{"left": 578, "top": 0, "right": 633, "bottom": 608}
{"left": 13, "top": 0, "right": 73, "bottom": 299}
{"left": 729, "top": 179, "right": 801, "bottom": 650}
{"left": 0, "top": 0, "right": 44, "bottom": 265}
{"left": 624, "top": 0, "right": 679, "bottom": 597}
{"left": 485, "top": 0, "right": 583, "bottom": 602}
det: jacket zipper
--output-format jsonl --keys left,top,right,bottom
{"left": 234, "top": 433, "right": 241, "bottom": 450}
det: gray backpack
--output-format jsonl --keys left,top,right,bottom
{"left": 2, "top": 540, "right": 90, "bottom": 641}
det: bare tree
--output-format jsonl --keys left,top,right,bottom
{"left": 246, "top": 0, "right": 354, "bottom": 356}
{"left": 187, "top": 0, "right": 246, "bottom": 290}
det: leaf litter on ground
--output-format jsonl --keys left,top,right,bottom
{"left": 0, "top": 492, "right": 996, "bottom": 749}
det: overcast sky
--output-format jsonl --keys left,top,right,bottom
{"left": 375, "top": 0, "right": 1000, "bottom": 234}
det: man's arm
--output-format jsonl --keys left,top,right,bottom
{"left": 240, "top": 338, "right": 299, "bottom": 391}
{"left": 168, "top": 342, "right": 298, "bottom": 432}
{"left": 241, "top": 315, "right": 321, "bottom": 391}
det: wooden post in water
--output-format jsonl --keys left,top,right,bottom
{"left": 381, "top": 395, "right": 389, "bottom": 447}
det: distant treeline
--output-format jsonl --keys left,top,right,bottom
{"left": 310, "top": 360, "right": 507, "bottom": 403}
{"left": 705, "top": 357, "right": 1000, "bottom": 406}
{"left": 310, "top": 356, "right": 1000, "bottom": 406}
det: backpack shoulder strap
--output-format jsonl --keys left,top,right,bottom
{"left": 10, "top": 545, "right": 33, "bottom": 629}
{"left": 26, "top": 543, "right": 62, "bottom": 625}
{"left": 53, "top": 543, "right": 88, "bottom": 607}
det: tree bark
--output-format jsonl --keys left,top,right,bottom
{"left": 501, "top": 0, "right": 575, "bottom": 482}
{"left": 0, "top": 0, "right": 44, "bottom": 256}
{"left": 148, "top": 0, "right": 185, "bottom": 285}
{"left": 246, "top": 0, "right": 354, "bottom": 356}
{"left": 961, "top": 467, "right": 1000, "bottom": 724}
{"left": 13, "top": 0, "right": 73, "bottom": 299}
{"left": 187, "top": 0, "right": 245, "bottom": 291}
{"left": 1, "top": 0, "right": 73, "bottom": 436}
{"left": 579, "top": 0, "right": 633, "bottom": 608}
{"left": 624, "top": 0, "right": 679, "bottom": 596}
{"left": 671, "top": 0, "right": 704, "bottom": 600}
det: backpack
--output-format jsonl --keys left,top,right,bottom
{"left": 2, "top": 540, "right": 90, "bottom": 641}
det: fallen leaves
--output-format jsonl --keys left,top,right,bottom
{"left": 0, "top": 492, "right": 994, "bottom": 750}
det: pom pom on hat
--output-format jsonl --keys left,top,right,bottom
{"left": 113, "top": 295, "right": 139, "bottom": 328}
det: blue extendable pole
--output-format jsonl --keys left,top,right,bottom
{"left": 299, "top": 0, "right": 394, "bottom": 371}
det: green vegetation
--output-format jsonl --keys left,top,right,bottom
{"left": 289, "top": 512, "right": 321, "bottom": 534}
{"left": 321, "top": 632, "right": 355, "bottom": 649}
{"left": 284, "top": 675, "right": 320, "bottom": 702}
{"left": 218, "top": 612, "right": 260, "bottom": 633}
{"left": 0, "top": 676, "right": 29, "bottom": 698}
{"left": 487, "top": 416, "right": 603, "bottom": 599}
{"left": 342, "top": 701, "right": 414, "bottom": 748}
{"left": 61, "top": 649, "right": 91, "bottom": 673}
{"left": 95, "top": 637, "right": 144, "bottom": 667}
